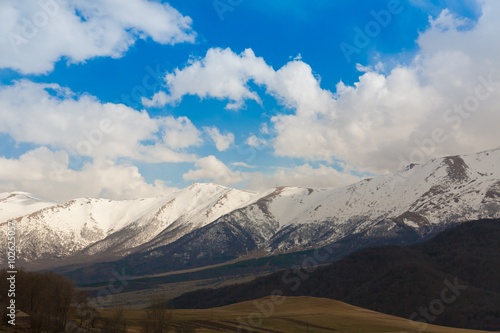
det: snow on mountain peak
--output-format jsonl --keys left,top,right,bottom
{"left": 1, "top": 148, "right": 499, "bottom": 265}
{"left": 0, "top": 182, "right": 259, "bottom": 261}
{"left": 0, "top": 191, "right": 57, "bottom": 222}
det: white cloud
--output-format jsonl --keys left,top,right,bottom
{"left": 0, "top": 0, "right": 195, "bottom": 74}
{"left": 284, "top": 2, "right": 500, "bottom": 173}
{"left": 160, "top": 117, "right": 203, "bottom": 150}
{"left": 143, "top": 48, "right": 275, "bottom": 109}
{"left": 271, "top": 66, "right": 442, "bottom": 171}
{"left": 204, "top": 126, "right": 234, "bottom": 151}
{"left": 231, "top": 162, "right": 255, "bottom": 169}
{"left": 429, "top": 8, "right": 473, "bottom": 31}
{"left": 0, "top": 147, "right": 175, "bottom": 201}
{"left": 144, "top": 47, "right": 335, "bottom": 119}
{"left": 149, "top": 2, "right": 500, "bottom": 175}
{"left": 0, "top": 80, "right": 200, "bottom": 163}
{"left": 183, "top": 156, "right": 243, "bottom": 185}
{"left": 245, "top": 164, "right": 362, "bottom": 191}
{"left": 246, "top": 135, "right": 268, "bottom": 148}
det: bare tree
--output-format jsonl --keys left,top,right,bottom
{"left": 50, "top": 272, "right": 75, "bottom": 331}
{"left": 0, "top": 269, "right": 75, "bottom": 332}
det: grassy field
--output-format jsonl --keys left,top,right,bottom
{"left": 98, "top": 296, "right": 494, "bottom": 333}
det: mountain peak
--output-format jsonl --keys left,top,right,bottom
{"left": 1, "top": 149, "right": 499, "bottom": 269}
{"left": 0, "top": 192, "right": 56, "bottom": 222}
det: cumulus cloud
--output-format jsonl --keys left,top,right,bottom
{"left": 144, "top": 47, "right": 334, "bottom": 116}
{"left": 0, "top": 0, "right": 195, "bottom": 74}
{"left": 143, "top": 48, "right": 275, "bottom": 109}
{"left": 204, "top": 126, "right": 235, "bottom": 151}
{"left": 160, "top": 117, "right": 203, "bottom": 150}
{"left": 289, "top": 1, "right": 500, "bottom": 172}
{"left": 0, "top": 80, "right": 200, "bottom": 163}
{"left": 148, "top": 2, "right": 500, "bottom": 175}
{"left": 0, "top": 147, "right": 175, "bottom": 201}
{"left": 183, "top": 156, "right": 243, "bottom": 185}
{"left": 272, "top": 66, "right": 442, "bottom": 171}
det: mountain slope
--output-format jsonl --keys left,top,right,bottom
{"left": 171, "top": 218, "right": 500, "bottom": 331}
{"left": 0, "top": 183, "right": 256, "bottom": 263}
{"left": 229, "top": 149, "right": 500, "bottom": 252}
{"left": 114, "top": 149, "right": 500, "bottom": 276}
{"left": 1, "top": 149, "right": 500, "bottom": 272}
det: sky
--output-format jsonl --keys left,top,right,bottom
{"left": 0, "top": 0, "right": 499, "bottom": 201}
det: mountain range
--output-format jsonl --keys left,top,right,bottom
{"left": 1, "top": 148, "right": 499, "bottom": 278}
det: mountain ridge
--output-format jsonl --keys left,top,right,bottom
{"left": 1, "top": 148, "right": 499, "bottom": 273}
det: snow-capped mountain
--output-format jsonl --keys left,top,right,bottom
{"left": 0, "top": 192, "right": 56, "bottom": 222}
{"left": 1, "top": 149, "right": 499, "bottom": 272}
{"left": 0, "top": 184, "right": 256, "bottom": 263}
{"left": 239, "top": 149, "right": 500, "bottom": 252}
{"left": 118, "top": 148, "right": 499, "bottom": 276}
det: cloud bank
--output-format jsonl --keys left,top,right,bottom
{"left": 148, "top": 2, "right": 500, "bottom": 175}
{"left": 0, "top": 0, "right": 195, "bottom": 74}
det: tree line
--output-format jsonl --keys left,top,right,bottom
{"left": 0, "top": 269, "right": 74, "bottom": 332}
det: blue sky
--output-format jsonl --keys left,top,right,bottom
{"left": 0, "top": 0, "right": 498, "bottom": 201}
